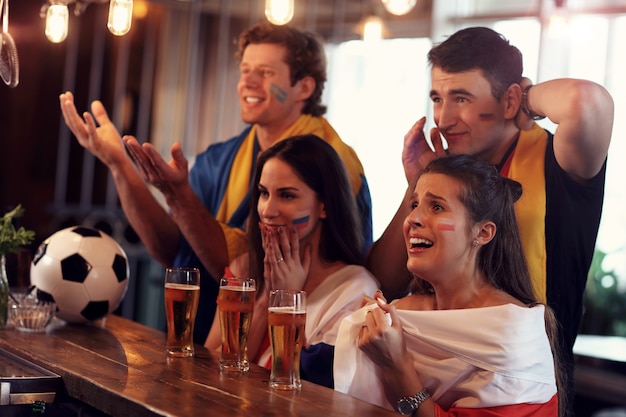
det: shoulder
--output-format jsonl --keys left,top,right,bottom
{"left": 197, "top": 127, "right": 252, "bottom": 158}
{"left": 190, "top": 128, "right": 253, "bottom": 178}
{"left": 315, "top": 265, "right": 379, "bottom": 296}
{"left": 339, "top": 265, "right": 378, "bottom": 284}
{"left": 481, "top": 288, "right": 526, "bottom": 308}
{"left": 393, "top": 293, "right": 435, "bottom": 310}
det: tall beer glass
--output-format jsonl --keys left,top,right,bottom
{"left": 164, "top": 267, "right": 200, "bottom": 357}
{"left": 218, "top": 277, "right": 256, "bottom": 372}
{"left": 268, "top": 289, "right": 306, "bottom": 390}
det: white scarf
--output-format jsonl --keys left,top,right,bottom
{"left": 334, "top": 303, "right": 557, "bottom": 410}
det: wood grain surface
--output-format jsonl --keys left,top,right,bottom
{"left": 0, "top": 315, "right": 397, "bottom": 417}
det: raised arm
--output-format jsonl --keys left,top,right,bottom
{"left": 523, "top": 78, "right": 614, "bottom": 181}
{"left": 123, "top": 138, "right": 232, "bottom": 281}
{"left": 59, "top": 92, "right": 180, "bottom": 266}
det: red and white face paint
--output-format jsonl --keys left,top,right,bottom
{"left": 403, "top": 173, "right": 476, "bottom": 281}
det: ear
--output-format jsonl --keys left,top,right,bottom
{"left": 296, "top": 76, "right": 316, "bottom": 101}
{"left": 319, "top": 201, "right": 327, "bottom": 219}
{"left": 474, "top": 221, "right": 496, "bottom": 245}
{"left": 502, "top": 83, "right": 522, "bottom": 120}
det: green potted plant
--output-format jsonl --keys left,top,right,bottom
{"left": 0, "top": 205, "right": 35, "bottom": 328}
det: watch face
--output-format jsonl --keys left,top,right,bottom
{"left": 397, "top": 399, "right": 414, "bottom": 416}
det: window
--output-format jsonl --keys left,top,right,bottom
{"left": 325, "top": 38, "right": 432, "bottom": 240}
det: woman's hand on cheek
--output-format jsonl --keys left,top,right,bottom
{"left": 265, "top": 227, "right": 309, "bottom": 291}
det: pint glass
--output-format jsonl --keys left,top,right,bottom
{"left": 164, "top": 267, "right": 200, "bottom": 357}
{"left": 268, "top": 289, "right": 306, "bottom": 390}
{"left": 218, "top": 277, "right": 256, "bottom": 372}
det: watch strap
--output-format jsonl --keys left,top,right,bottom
{"left": 397, "top": 388, "right": 430, "bottom": 416}
{"left": 521, "top": 85, "right": 546, "bottom": 120}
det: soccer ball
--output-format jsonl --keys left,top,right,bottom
{"left": 30, "top": 226, "right": 130, "bottom": 324}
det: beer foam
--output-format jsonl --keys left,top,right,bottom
{"left": 165, "top": 283, "right": 200, "bottom": 291}
{"left": 269, "top": 306, "right": 305, "bottom": 314}
{"left": 222, "top": 285, "right": 256, "bottom": 292}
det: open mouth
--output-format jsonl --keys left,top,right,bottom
{"left": 409, "top": 237, "right": 433, "bottom": 249}
{"left": 244, "top": 96, "right": 263, "bottom": 103}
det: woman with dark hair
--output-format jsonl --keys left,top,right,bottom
{"left": 335, "top": 154, "right": 563, "bottom": 417}
{"left": 205, "top": 134, "right": 379, "bottom": 389}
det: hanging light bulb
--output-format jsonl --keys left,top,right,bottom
{"left": 362, "top": 15, "right": 384, "bottom": 41}
{"left": 132, "top": 0, "right": 148, "bottom": 19}
{"left": 107, "top": 0, "right": 133, "bottom": 36}
{"left": 381, "top": 0, "right": 417, "bottom": 16}
{"left": 45, "top": 3, "right": 69, "bottom": 43}
{"left": 265, "top": 0, "right": 294, "bottom": 26}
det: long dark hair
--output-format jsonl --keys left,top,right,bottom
{"left": 428, "top": 26, "right": 523, "bottom": 101}
{"left": 236, "top": 22, "right": 327, "bottom": 117}
{"left": 412, "top": 154, "right": 566, "bottom": 416}
{"left": 248, "top": 134, "right": 364, "bottom": 292}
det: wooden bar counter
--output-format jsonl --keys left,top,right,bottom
{"left": 0, "top": 315, "right": 397, "bottom": 417}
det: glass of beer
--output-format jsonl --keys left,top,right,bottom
{"left": 268, "top": 289, "right": 306, "bottom": 390}
{"left": 164, "top": 267, "right": 200, "bottom": 357}
{"left": 218, "top": 276, "right": 256, "bottom": 372}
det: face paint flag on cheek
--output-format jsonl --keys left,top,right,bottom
{"left": 437, "top": 222, "right": 455, "bottom": 231}
{"left": 270, "top": 83, "right": 287, "bottom": 103}
{"left": 292, "top": 215, "right": 310, "bottom": 231}
{"left": 479, "top": 113, "right": 496, "bottom": 122}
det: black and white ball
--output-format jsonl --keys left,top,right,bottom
{"left": 30, "top": 226, "right": 129, "bottom": 324}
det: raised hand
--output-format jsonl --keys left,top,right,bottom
{"left": 123, "top": 138, "right": 190, "bottom": 199}
{"left": 402, "top": 117, "right": 447, "bottom": 184}
{"left": 59, "top": 92, "right": 127, "bottom": 168}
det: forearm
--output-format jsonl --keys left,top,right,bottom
{"left": 110, "top": 160, "right": 180, "bottom": 266}
{"left": 527, "top": 79, "right": 608, "bottom": 125}
{"left": 165, "top": 184, "right": 230, "bottom": 281}
{"left": 526, "top": 79, "right": 614, "bottom": 179}
{"left": 383, "top": 365, "right": 435, "bottom": 417}
{"left": 366, "top": 187, "right": 413, "bottom": 300}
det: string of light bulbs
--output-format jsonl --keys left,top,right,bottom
{"left": 41, "top": 0, "right": 133, "bottom": 43}
{"left": 265, "top": 0, "right": 418, "bottom": 26}
{"left": 41, "top": 0, "right": 417, "bottom": 43}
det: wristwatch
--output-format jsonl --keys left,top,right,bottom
{"left": 521, "top": 85, "right": 546, "bottom": 120}
{"left": 396, "top": 388, "right": 430, "bottom": 416}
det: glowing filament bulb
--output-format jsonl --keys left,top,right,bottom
{"left": 363, "top": 16, "right": 383, "bottom": 41}
{"left": 45, "top": 3, "right": 69, "bottom": 43}
{"left": 108, "top": 0, "right": 133, "bottom": 36}
{"left": 265, "top": 0, "right": 294, "bottom": 26}
{"left": 382, "top": 0, "right": 417, "bottom": 16}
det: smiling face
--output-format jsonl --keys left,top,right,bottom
{"left": 257, "top": 157, "right": 326, "bottom": 241}
{"left": 430, "top": 67, "right": 517, "bottom": 166}
{"left": 402, "top": 172, "right": 479, "bottom": 283}
{"left": 237, "top": 43, "right": 310, "bottom": 135}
